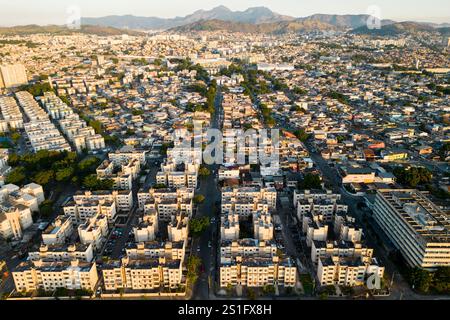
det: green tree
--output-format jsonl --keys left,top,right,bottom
{"left": 10, "top": 132, "right": 21, "bottom": 144}
{"left": 186, "top": 255, "right": 201, "bottom": 285}
{"left": 33, "top": 170, "right": 54, "bottom": 186}
{"left": 6, "top": 167, "right": 26, "bottom": 185}
{"left": 198, "top": 166, "right": 211, "bottom": 177}
{"left": 55, "top": 167, "right": 74, "bottom": 182}
{"left": 299, "top": 174, "right": 322, "bottom": 189}
{"left": 294, "top": 129, "right": 310, "bottom": 142}
{"left": 189, "top": 216, "right": 210, "bottom": 236}
{"left": 193, "top": 194, "right": 205, "bottom": 204}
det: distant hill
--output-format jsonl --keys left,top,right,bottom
{"left": 81, "top": 6, "right": 294, "bottom": 30}
{"left": 170, "top": 19, "right": 338, "bottom": 34}
{"left": 0, "top": 24, "right": 144, "bottom": 36}
{"left": 350, "top": 21, "right": 436, "bottom": 36}
{"left": 297, "top": 14, "right": 395, "bottom": 29}
{"left": 82, "top": 7, "right": 403, "bottom": 31}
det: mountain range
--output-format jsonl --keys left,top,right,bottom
{"left": 81, "top": 6, "right": 405, "bottom": 31}
{"left": 81, "top": 6, "right": 295, "bottom": 30}
{"left": 3, "top": 6, "right": 449, "bottom": 37}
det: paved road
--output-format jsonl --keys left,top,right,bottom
{"left": 192, "top": 87, "right": 223, "bottom": 300}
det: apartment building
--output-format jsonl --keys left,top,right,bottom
{"left": 253, "top": 211, "right": 274, "bottom": 241}
{"left": 103, "top": 241, "right": 186, "bottom": 291}
{"left": 73, "top": 189, "right": 133, "bottom": 213}
{"left": 219, "top": 238, "right": 296, "bottom": 288}
{"left": 167, "top": 213, "right": 189, "bottom": 242}
{"left": 41, "top": 215, "right": 74, "bottom": 245}
{"left": 96, "top": 158, "right": 140, "bottom": 190}
{"left": 133, "top": 210, "right": 158, "bottom": 242}
{"left": 0, "top": 64, "right": 28, "bottom": 88}
{"left": 0, "top": 183, "right": 45, "bottom": 240}
{"left": 295, "top": 189, "right": 347, "bottom": 223}
{"left": 102, "top": 256, "right": 183, "bottom": 291}
{"left": 137, "top": 187, "right": 194, "bottom": 221}
{"left": 220, "top": 211, "right": 240, "bottom": 241}
{"left": 28, "top": 243, "right": 94, "bottom": 263}
{"left": 0, "top": 203, "right": 33, "bottom": 240}
{"left": 317, "top": 255, "right": 384, "bottom": 287}
{"left": 0, "top": 149, "right": 10, "bottom": 186}
{"left": 0, "top": 96, "right": 24, "bottom": 132}
{"left": 78, "top": 213, "right": 109, "bottom": 250}
{"left": 109, "top": 145, "right": 147, "bottom": 166}
{"left": 221, "top": 187, "right": 277, "bottom": 218}
{"left": 63, "top": 196, "right": 117, "bottom": 225}
{"left": 373, "top": 189, "right": 450, "bottom": 268}
{"left": 42, "top": 92, "right": 105, "bottom": 153}
{"left": 13, "top": 259, "right": 98, "bottom": 292}
{"left": 16, "top": 91, "right": 71, "bottom": 152}
{"left": 156, "top": 162, "right": 198, "bottom": 189}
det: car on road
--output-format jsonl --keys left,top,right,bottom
{"left": 197, "top": 247, "right": 201, "bottom": 252}
{"left": 208, "top": 241, "right": 212, "bottom": 248}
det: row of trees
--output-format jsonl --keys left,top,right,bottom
{"left": 407, "top": 267, "right": 450, "bottom": 294}
{"left": 393, "top": 166, "right": 432, "bottom": 188}
{"left": 6, "top": 150, "right": 103, "bottom": 191}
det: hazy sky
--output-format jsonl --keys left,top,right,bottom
{"left": 0, "top": 0, "right": 449, "bottom": 26}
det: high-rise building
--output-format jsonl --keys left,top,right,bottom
{"left": 0, "top": 64, "right": 28, "bottom": 88}
{"left": 373, "top": 189, "right": 450, "bottom": 268}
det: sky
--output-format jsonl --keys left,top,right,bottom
{"left": 0, "top": 0, "right": 449, "bottom": 26}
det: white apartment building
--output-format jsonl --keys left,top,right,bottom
{"left": 373, "top": 189, "right": 450, "bottom": 268}
{"left": 103, "top": 241, "right": 186, "bottom": 291}
{"left": 96, "top": 159, "right": 140, "bottom": 190}
{"left": 41, "top": 215, "right": 74, "bottom": 245}
{"left": 102, "top": 257, "right": 183, "bottom": 291}
{"left": 0, "top": 183, "right": 45, "bottom": 240}
{"left": 0, "top": 204, "right": 33, "bottom": 240}
{"left": 78, "top": 213, "right": 109, "bottom": 250}
{"left": 28, "top": 243, "right": 94, "bottom": 263}
{"left": 0, "top": 96, "right": 24, "bottom": 132}
{"left": 317, "top": 255, "right": 384, "bottom": 287}
{"left": 253, "top": 211, "right": 274, "bottom": 241}
{"left": 69, "top": 189, "right": 133, "bottom": 217}
{"left": 220, "top": 212, "right": 240, "bottom": 241}
{"left": 133, "top": 210, "right": 158, "bottom": 242}
{"left": 221, "top": 187, "right": 277, "bottom": 218}
{"left": 137, "top": 187, "right": 194, "bottom": 221}
{"left": 167, "top": 213, "right": 189, "bottom": 242}
{"left": 109, "top": 145, "right": 147, "bottom": 166}
{"left": 302, "top": 213, "right": 329, "bottom": 247}
{"left": 42, "top": 92, "right": 105, "bottom": 153}
{"left": 16, "top": 91, "right": 71, "bottom": 152}
{"left": 13, "top": 260, "right": 98, "bottom": 293}
{"left": 63, "top": 196, "right": 117, "bottom": 225}
{"left": 295, "top": 189, "right": 348, "bottom": 223}
{"left": 156, "top": 162, "right": 198, "bottom": 189}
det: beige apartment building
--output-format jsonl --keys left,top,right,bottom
{"left": 13, "top": 260, "right": 98, "bottom": 293}
{"left": 0, "top": 64, "right": 28, "bottom": 88}
{"left": 219, "top": 239, "right": 296, "bottom": 288}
